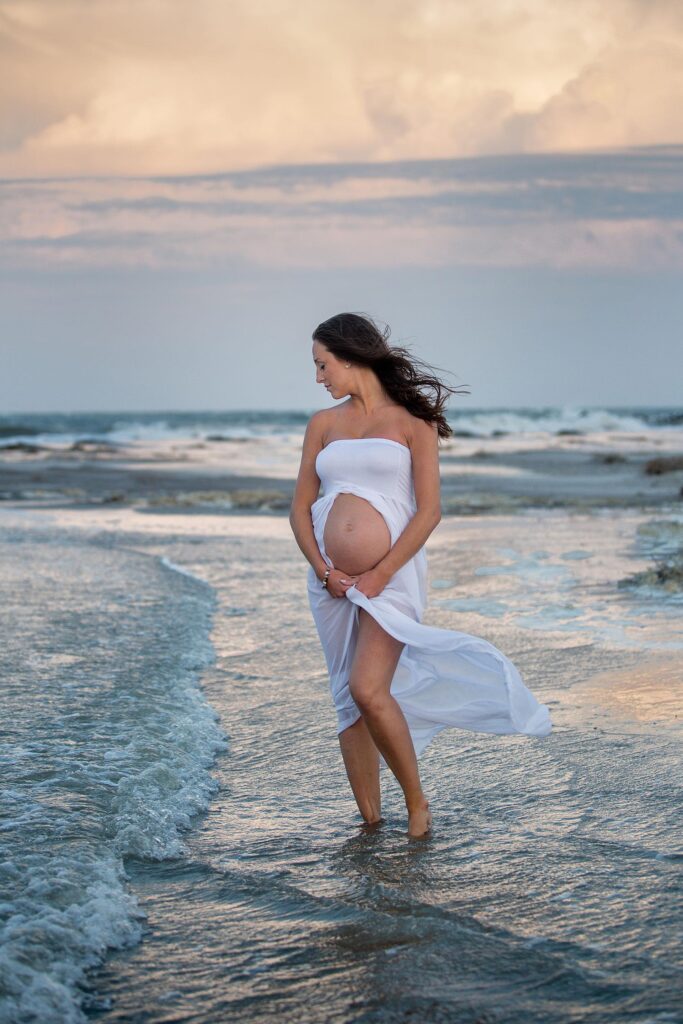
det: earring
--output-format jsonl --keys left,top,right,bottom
{"left": 345, "top": 363, "right": 350, "bottom": 367}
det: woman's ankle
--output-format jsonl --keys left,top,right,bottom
{"left": 406, "top": 793, "right": 429, "bottom": 813}
{"left": 360, "top": 802, "right": 382, "bottom": 824}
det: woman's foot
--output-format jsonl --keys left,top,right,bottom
{"left": 407, "top": 800, "right": 432, "bottom": 838}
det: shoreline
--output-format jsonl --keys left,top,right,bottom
{"left": 1, "top": 441, "right": 682, "bottom": 514}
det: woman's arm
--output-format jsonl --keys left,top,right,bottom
{"left": 356, "top": 418, "right": 441, "bottom": 597}
{"left": 289, "top": 411, "right": 330, "bottom": 582}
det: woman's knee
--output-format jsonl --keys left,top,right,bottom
{"left": 349, "top": 677, "right": 386, "bottom": 714}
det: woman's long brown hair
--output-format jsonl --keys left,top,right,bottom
{"left": 312, "top": 312, "right": 469, "bottom": 439}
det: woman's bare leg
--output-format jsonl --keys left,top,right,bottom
{"left": 338, "top": 715, "right": 382, "bottom": 824}
{"left": 349, "top": 608, "right": 432, "bottom": 837}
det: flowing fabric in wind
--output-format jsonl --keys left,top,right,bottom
{"left": 307, "top": 438, "right": 552, "bottom": 763}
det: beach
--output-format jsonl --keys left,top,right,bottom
{"left": 2, "top": 409, "right": 683, "bottom": 515}
{"left": 1, "top": 407, "right": 682, "bottom": 1023}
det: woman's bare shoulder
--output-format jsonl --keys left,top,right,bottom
{"left": 401, "top": 415, "right": 439, "bottom": 455}
{"left": 306, "top": 402, "right": 352, "bottom": 438}
{"left": 397, "top": 409, "right": 438, "bottom": 442}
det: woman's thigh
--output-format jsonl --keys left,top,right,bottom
{"left": 349, "top": 608, "right": 405, "bottom": 699}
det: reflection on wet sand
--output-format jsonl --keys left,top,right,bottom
{"left": 572, "top": 657, "right": 683, "bottom": 735}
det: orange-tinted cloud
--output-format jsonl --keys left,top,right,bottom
{"left": 1, "top": 0, "right": 682, "bottom": 177}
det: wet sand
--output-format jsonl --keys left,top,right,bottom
{"left": 570, "top": 658, "right": 683, "bottom": 736}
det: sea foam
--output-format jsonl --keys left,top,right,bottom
{"left": 0, "top": 535, "right": 228, "bottom": 1023}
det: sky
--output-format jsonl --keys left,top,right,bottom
{"left": 1, "top": 0, "right": 682, "bottom": 412}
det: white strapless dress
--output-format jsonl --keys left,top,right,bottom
{"left": 307, "top": 437, "right": 552, "bottom": 763}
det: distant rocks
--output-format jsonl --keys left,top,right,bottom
{"left": 644, "top": 456, "right": 683, "bottom": 475}
{"left": 0, "top": 438, "right": 121, "bottom": 455}
{"left": 451, "top": 429, "right": 510, "bottom": 438}
{"left": 0, "top": 442, "right": 45, "bottom": 453}
{"left": 144, "top": 488, "right": 290, "bottom": 512}
{"left": 596, "top": 452, "right": 628, "bottom": 464}
{"left": 206, "top": 435, "right": 254, "bottom": 443}
{"left": 618, "top": 558, "right": 683, "bottom": 593}
{"left": 620, "top": 518, "right": 683, "bottom": 593}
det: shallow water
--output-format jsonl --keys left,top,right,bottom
{"left": 1, "top": 505, "right": 682, "bottom": 1023}
{"left": 0, "top": 527, "right": 227, "bottom": 1022}
{"left": 428, "top": 512, "right": 683, "bottom": 654}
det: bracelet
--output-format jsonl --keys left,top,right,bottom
{"left": 321, "top": 567, "right": 331, "bottom": 589}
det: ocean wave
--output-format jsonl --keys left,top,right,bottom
{"left": 0, "top": 539, "right": 228, "bottom": 1023}
{"left": 0, "top": 411, "right": 310, "bottom": 447}
{"left": 0, "top": 849, "right": 145, "bottom": 1024}
{"left": 0, "top": 406, "right": 681, "bottom": 449}
{"left": 446, "top": 405, "right": 679, "bottom": 437}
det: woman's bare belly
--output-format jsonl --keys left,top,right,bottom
{"left": 323, "top": 493, "right": 391, "bottom": 576}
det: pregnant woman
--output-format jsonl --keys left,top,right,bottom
{"left": 289, "top": 312, "right": 552, "bottom": 838}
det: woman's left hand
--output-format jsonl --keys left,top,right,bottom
{"left": 349, "top": 566, "right": 392, "bottom": 599}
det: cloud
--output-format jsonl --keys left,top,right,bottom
{"left": 504, "top": 40, "right": 683, "bottom": 152}
{"left": 2, "top": 146, "right": 681, "bottom": 272}
{"left": 0, "top": 0, "right": 682, "bottom": 177}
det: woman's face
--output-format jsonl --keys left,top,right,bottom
{"left": 312, "top": 341, "right": 351, "bottom": 400}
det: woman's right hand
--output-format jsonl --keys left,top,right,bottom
{"left": 325, "top": 568, "right": 359, "bottom": 598}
